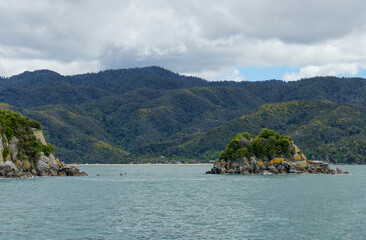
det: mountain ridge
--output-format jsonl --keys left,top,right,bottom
{"left": 1, "top": 66, "right": 365, "bottom": 163}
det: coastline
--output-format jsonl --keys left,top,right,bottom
{"left": 70, "top": 163, "right": 365, "bottom": 166}
{"left": 71, "top": 163, "right": 213, "bottom": 166}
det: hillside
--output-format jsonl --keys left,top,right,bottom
{"left": 0, "top": 109, "right": 86, "bottom": 177}
{"left": 161, "top": 101, "right": 366, "bottom": 163}
{"left": 1, "top": 67, "right": 366, "bottom": 163}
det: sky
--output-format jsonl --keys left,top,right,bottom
{"left": 1, "top": 0, "right": 366, "bottom": 81}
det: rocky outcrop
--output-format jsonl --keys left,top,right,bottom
{"left": 0, "top": 142, "right": 87, "bottom": 178}
{"left": 206, "top": 129, "right": 348, "bottom": 175}
{"left": 32, "top": 128, "right": 47, "bottom": 145}
{"left": 34, "top": 152, "right": 87, "bottom": 177}
{"left": 0, "top": 135, "right": 87, "bottom": 178}
{"left": 0, "top": 109, "right": 87, "bottom": 178}
{"left": 206, "top": 157, "right": 349, "bottom": 175}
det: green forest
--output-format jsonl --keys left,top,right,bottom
{"left": 1, "top": 67, "right": 366, "bottom": 163}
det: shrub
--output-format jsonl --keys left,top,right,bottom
{"left": 219, "top": 129, "right": 292, "bottom": 161}
{"left": 2, "top": 147, "right": 11, "bottom": 159}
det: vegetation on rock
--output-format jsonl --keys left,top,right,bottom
{"left": 0, "top": 109, "right": 86, "bottom": 177}
{"left": 207, "top": 129, "right": 346, "bottom": 175}
{"left": 219, "top": 129, "right": 293, "bottom": 162}
{"left": 0, "top": 109, "right": 54, "bottom": 164}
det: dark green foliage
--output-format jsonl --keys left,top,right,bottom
{"left": 2, "top": 146, "right": 11, "bottom": 159}
{"left": 0, "top": 109, "right": 53, "bottom": 162}
{"left": 219, "top": 129, "right": 292, "bottom": 161}
{"left": 259, "top": 129, "right": 278, "bottom": 139}
{"left": 1, "top": 67, "right": 366, "bottom": 163}
{"left": 0, "top": 109, "right": 42, "bottom": 140}
{"left": 166, "top": 101, "right": 366, "bottom": 163}
{"left": 17, "top": 135, "right": 54, "bottom": 158}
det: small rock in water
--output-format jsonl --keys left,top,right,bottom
{"left": 96, "top": 174, "right": 100, "bottom": 176}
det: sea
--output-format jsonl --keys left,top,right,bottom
{"left": 0, "top": 164, "right": 365, "bottom": 240}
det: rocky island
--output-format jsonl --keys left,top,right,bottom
{"left": 0, "top": 109, "right": 87, "bottom": 178}
{"left": 207, "top": 129, "right": 348, "bottom": 175}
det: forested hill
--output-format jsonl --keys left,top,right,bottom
{"left": 0, "top": 67, "right": 209, "bottom": 107}
{"left": 0, "top": 66, "right": 365, "bottom": 163}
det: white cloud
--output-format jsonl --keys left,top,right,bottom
{"left": 282, "top": 63, "right": 360, "bottom": 81}
{"left": 183, "top": 67, "right": 247, "bottom": 81}
{"left": 1, "top": 0, "right": 366, "bottom": 80}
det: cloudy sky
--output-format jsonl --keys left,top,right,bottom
{"left": 1, "top": 0, "right": 366, "bottom": 81}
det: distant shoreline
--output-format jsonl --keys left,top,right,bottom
{"left": 71, "top": 163, "right": 213, "bottom": 166}
{"left": 70, "top": 163, "right": 365, "bottom": 166}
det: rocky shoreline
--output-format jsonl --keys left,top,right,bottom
{"left": 0, "top": 153, "right": 87, "bottom": 178}
{"left": 207, "top": 129, "right": 349, "bottom": 175}
{"left": 0, "top": 109, "right": 87, "bottom": 178}
{"left": 206, "top": 158, "right": 349, "bottom": 175}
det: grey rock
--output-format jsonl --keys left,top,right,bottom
{"left": 36, "top": 153, "right": 58, "bottom": 173}
{"left": 238, "top": 137, "right": 250, "bottom": 148}
{"left": 0, "top": 135, "right": 4, "bottom": 163}
{"left": 0, "top": 160, "right": 17, "bottom": 175}
{"left": 8, "top": 136, "right": 19, "bottom": 159}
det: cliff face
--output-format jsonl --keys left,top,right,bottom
{"left": 0, "top": 109, "right": 86, "bottom": 178}
{"left": 207, "top": 129, "right": 348, "bottom": 175}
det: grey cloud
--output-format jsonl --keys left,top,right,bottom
{"left": 191, "top": 0, "right": 366, "bottom": 43}
{"left": 1, "top": 0, "right": 366, "bottom": 80}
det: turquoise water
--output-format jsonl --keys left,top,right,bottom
{"left": 0, "top": 165, "right": 365, "bottom": 239}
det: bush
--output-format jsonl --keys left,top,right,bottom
{"left": 219, "top": 129, "right": 292, "bottom": 161}
{"left": 2, "top": 147, "right": 11, "bottom": 159}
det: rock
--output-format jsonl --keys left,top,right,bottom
{"left": 7, "top": 172, "right": 14, "bottom": 178}
{"left": 61, "top": 166, "right": 87, "bottom": 176}
{"left": 20, "top": 172, "right": 32, "bottom": 178}
{"left": 31, "top": 128, "right": 47, "bottom": 145}
{"left": 288, "top": 168, "right": 299, "bottom": 174}
{"left": 0, "top": 135, "right": 4, "bottom": 163}
{"left": 49, "top": 169, "right": 58, "bottom": 176}
{"left": 13, "top": 169, "right": 21, "bottom": 177}
{"left": 268, "top": 165, "right": 279, "bottom": 174}
{"left": 0, "top": 160, "right": 18, "bottom": 177}
{"left": 36, "top": 153, "right": 54, "bottom": 173}
{"left": 8, "top": 136, "right": 19, "bottom": 159}
{"left": 207, "top": 129, "right": 347, "bottom": 175}
{"left": 1, "top": 160, "right": 16, "bottom": 169}
{"left": 0, "top": 109, "right": 87, "bottom": 178}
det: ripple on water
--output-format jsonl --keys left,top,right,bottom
{"left": 0, "top": 165, "right": 365, "bottom": 239}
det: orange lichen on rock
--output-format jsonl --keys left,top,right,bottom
{"left": 257, "top": 161, "right": 265, "bottom": 167}
{"left": 294, "top": 154, "right": 302, "bottom": 161}
{"left": 269, "top": 158, "right": 284, "bottom": 165}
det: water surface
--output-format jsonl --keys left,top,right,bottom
{"left": 0, "top": 165, "right": 365, "bottom": 239}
